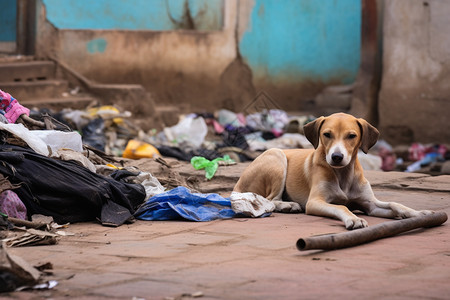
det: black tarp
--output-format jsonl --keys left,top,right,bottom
{"left": 0, "top": 144, "right": 146, "bottom": 226}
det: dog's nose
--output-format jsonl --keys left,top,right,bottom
{"left": 331, "top": 152, "right": 343, "bottom": 164}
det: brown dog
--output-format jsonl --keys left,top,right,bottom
{"left": 233, "top": 113, "right": 431, "bottom": 229}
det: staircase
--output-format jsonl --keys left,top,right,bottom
{"left": 0, "top": 58, "right": 96, "bottom": 110}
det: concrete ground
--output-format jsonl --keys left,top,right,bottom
{"left": 4, "top": 165, "right": 450, "bottom": 300}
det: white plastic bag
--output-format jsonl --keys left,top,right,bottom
{"left": 0, "top": 123, "right": 83, "bottom": 157}
{"left": 167, "top": 115, "right": 207, "bottom": 148}
{"left": 32, "top": 130, "right": 83, "bottom": 154}
{"left": 0, "top": 123, "right": 49, "bottom": 156}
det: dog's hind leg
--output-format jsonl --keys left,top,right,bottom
{"left": 270, "top": 150, "right": 302, "bottom": 213}
{"left": 233, "top": 148, "right": 302, "bottom": 214}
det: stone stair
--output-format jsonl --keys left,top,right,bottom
{"left": 0, "top": 59, "right": 96, "bottom": 110}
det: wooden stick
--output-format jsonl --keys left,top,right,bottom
{"left": 296, "top": 211, "right": 448, "bottom": 251}
{"left": 7, "top": 217, "right": 47, "bottom": 229}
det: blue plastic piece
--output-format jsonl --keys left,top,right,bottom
{"left": 134, "top": 186, "right": 236, "bottom": 221}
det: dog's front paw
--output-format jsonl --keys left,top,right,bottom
{"left": 345, "top": 217, "right": 368, "bottom": 230}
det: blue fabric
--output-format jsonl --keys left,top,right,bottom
{"left": 134, "top": 186, "right": 236, "bottom": 221}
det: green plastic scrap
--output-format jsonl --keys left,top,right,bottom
{"left": 191, "top": 155, "right": 235, "bottom": 180}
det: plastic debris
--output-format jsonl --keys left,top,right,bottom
{"left": 122, "top": 139, "right": 160, "bottom": 159}
{"left": 134, "top": 186, "right": 236, "bottom": 221}
{"left": 82, "top": 118, "right": 106, "bottom": 151}
{"left": 165, "top": 115, "right": 208, "bottom": 148}
{"left": 191, "top": 155, "right": 235, "bottom": 180}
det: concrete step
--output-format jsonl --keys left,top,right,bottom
{"left": 21, "top": 95, "right": 97, "bottom": 111}
{"left": 0, "top": 80, "right": 69, "bottom": 100}
{"left": 0, "top": 60, "right": 56, "bottom": 82}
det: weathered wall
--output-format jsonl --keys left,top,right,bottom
{"left": 0, "top": 0, "right": 17, "bottom": 52}
{"left": 379, "top": 0, "right": 450, "bottom": 145}
{"left": 43, "top": 0, "right": 223, "bottom": 31}
{"left": 239, "top": 0, "right": 361, "bottom": 111}
{"left": 36, "top": 0, "right": 236, "bottom": 112}
{"left": 35, "top": 0, "right": 361, "bottom": 113}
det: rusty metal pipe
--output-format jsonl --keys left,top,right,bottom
{"left": 297, "top": 211, "right": 447, "bottom": 251}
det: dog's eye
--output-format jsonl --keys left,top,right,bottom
{"left": 348, "top": 133, "right": 357, "bottom": 139}
{"left": 323, "top": 132, "right": 331, "bottom": 138}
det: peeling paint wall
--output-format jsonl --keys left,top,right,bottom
{"left": 42, "top": 0, "right": 224, "bottom": 31}
{"left": 35, "top": 0, "right": 361, "bottom": 112}
{"left": 240, "top": 0, "right": 360, "bottom": 84}
{"left": 239, "top": 0, "right": 361, "bottom": 110}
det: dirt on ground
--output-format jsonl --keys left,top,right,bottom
{"left": 2, "top": 158, "right": 450, "bottom": 299}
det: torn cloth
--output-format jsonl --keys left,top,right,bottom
{"left": 0, "top": 89, "right": 30, "bottom": 123}
{"left": 134, "top": 186, "right": 236, "bottom": 221}
{"left": 0, "top": 144, "right": 146, "bottom": 226}
{"left": 230, "top": 192, "right": 276, "bottom": 217}
{"left": 0, "top": 190, "right": 27, "bottom": 220}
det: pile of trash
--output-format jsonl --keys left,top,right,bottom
{"left": 0, "top": 89, "right": 272, "bottom": 291}
{"left": 0, "top": 88, "right": 449, "bottom": 291}
{"left": 369, "top": 140, "right": 449, "bottom": 174}
{"left": 1, "top": 88, "right": 449, "bottom": 228}
{"left": 1, "top": 90, "right": 300, "bottom": 230}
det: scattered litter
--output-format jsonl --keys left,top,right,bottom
{"left": 123, "top": 139, "right": 160, "bottom": 159}
{"left": 134, "top": 186, "right": 236, "bottom": 221}
{"left": 0, "top": 241, "right": 55, "bottom": 292}
{"left": 230, "top": 191, "right": 275, "bottom": 217}
{"left": 0, "top": 190, "right": 27, "bottom": 220}
{"left": 55, "top": 230, "right": 75, "bottom": 236}
{"left": 3, "top": 228, "right": 59, "bottom": 247}
{"left": 15, "top": 280, "right": 58, "bottom": 291}
{"left": 164, "top": 291, "right": 204, "bottom": 300}
{"left": 165, "top": 115, "right": 208, "bottom": 148}
{"left": 191, "top": 155, "right": 235, "bottom": 180}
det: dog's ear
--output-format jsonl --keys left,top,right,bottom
{"left": 357, "top": 118, "right": 380, "bottom": 154}
{"left": 303, "top": 116, "right": 325, "bottom": 149}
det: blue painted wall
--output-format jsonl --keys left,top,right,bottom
{"left": 42, "top": 0, "right": 223, "bottom": 30}
{"left": 40, "top": 0, "right": 361, "bottom": 93}
{"left": 0, "top": 0, "right": 17, "bottom": 42}
{"left": 239, "top": 0, "right": 361, "bottom": 84}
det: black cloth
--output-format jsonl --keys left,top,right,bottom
{"left": 221, "top": 125, "right": 252, "bottom": 149}
{"left": 157, "top": 145, "right": 221, "bottom": 161}
{"left": 0, "top": 144, "right": 146, "bottom": 226}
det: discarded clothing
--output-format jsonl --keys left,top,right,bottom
{"left": 157, "top": 145, "right": 221, "bottom": 161}
{"left": 132, "top": 171, "right": 166, "bottom": 199}
{"left": 230, "top": 192, "right": 276, "bottom": 217}
{"left": 55, "top": 149, "right": 97, "bottom": 172}
{"left": 221, "top": 125, "right": 252, "bottom": 149}
{"left": 0, "top": 89, "right": 30, "bottom": 123}
{"left": 246, "top": 109, "right": 288, "bottom": 137}
{"left": 217, "top": 109, "right": 246, "bottom": 127}
{"left": 0, "top": 144, "right": 146, "bottom": 226}
{"left": 0, "top": 190, "right": 27, "bottom": 220}
{"left": 135, "top": 186, "right": 236, "bottom": 221}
